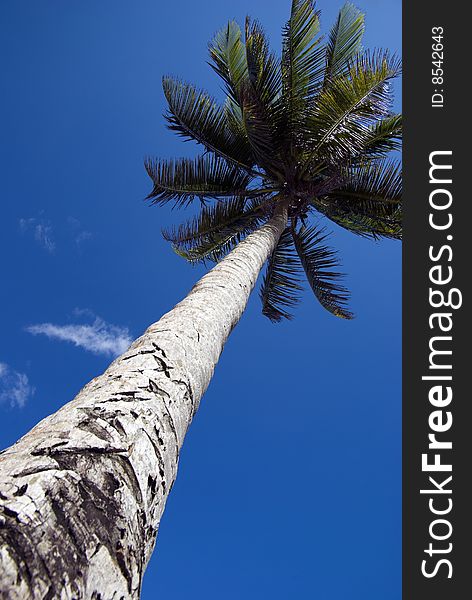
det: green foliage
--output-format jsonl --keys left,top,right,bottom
{"left": 208, "top": 21, "right": 248, "bottom": 104}
{"left": 144, "top": 155, "right": 251, "bottom": 207}
{"left": 304, "top": 50, "right": 401, "bottom": 167}
{"left": 363, "top": 113, "right": 402, "bottom": 157}
{"left": 292, "top": 225, "right": 353, "bottom": 319}
{"left": 162, "top": 78, "right": 254, "bottom": 171}
{"left": 280, "top": 0, "right": 324, "bottom": 151}
{"left": 163, "top": 197, "right": 270, "bottom": 262}
{"left": 325, "top": 2, "right": 364, "bottom": 83}
{"left": 316, "top": 159, "right": 402, "bottom": 239}
{"left": 146, "top": 1, "right": 402, "bottom": 321}
{"left": 260, "top": 227, "right": 303, "bottom": 322}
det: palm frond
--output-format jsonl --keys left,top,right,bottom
{"left": 240, "top": 86, "right": 283, "bottom": 177}
{"left": 280, "top": 0, "right": 325, "bottom": 151}
{"left": 145, "top": 155, "right": 250, "bottom": 207}
{"left": 363, "top": 113, "right": 402, "bottom": 157}
{"left": 324, "top": 2, "right": 364, "bottom": 83}
{"left": 208, "top": 21, "right": 248, "bottom": 104}
{"left": 238, "top": 18, "right": 285, "bottom": 175}
{"left": 245, "top": 17, "right": 281, "bottom": 106}
{"left": 224, "top": 97, "right": 249, "bottom": 152}
{"left": 332, "top": 159, "right": 402, "bottom": 203}
{"left": 321, "top": 208, "right": 402, "bottom": 240}
{"left": 162, "top": 78, "right": 255, "bottom": 171}
{"left": 314, "top": 196, "right": 402, "bottom": 239}
{"left": 304, "top": 50, "right": 401, "bottom": 166}
{"left": 292, "top": 224, "right": 353, "bottom": 318}
{"left": 260, "top": 227, "right": 303, "bottom": 322}
{"left": 163, "top": 197, "right": 270, "bottom": 262}
{"left": 282, "top": 0, "right": 324, "bottom": 100}
{"left": 312, "top": 159, "right": 402, "bottom": 239}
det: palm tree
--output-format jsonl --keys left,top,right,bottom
{"left": 0, "top": 2, "right": 401, "bottom": 598}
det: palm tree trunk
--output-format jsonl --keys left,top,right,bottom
{"left": 0, "top": 205, "right": 288, "bottom": 599}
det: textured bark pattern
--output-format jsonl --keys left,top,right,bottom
{"left": 0, "top": 207, "right": 287, "bottom": 600}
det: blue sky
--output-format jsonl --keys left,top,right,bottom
{"left": 0, "top": 1, "right": 401, "bottom": 598}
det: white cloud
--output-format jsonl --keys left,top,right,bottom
{"left": 19, "top": 217, "right": 56, "bottom": 253}
{"left": 67, "top": 217, "right": 93, "bottom": 247}
{"left": 19, "top": 216, "right": 93, "bottom": 253}
{"left": 0, "top": 363, "right": 35, "bottom": 408}
{"left": 75, "top": 230, "right": 92, "bottom": 245}
{"left": 26, "top": 315, "right": 132, "bottom": 358}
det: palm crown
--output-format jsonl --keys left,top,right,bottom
{"left": 145, "top": 1, "right": 402, "bottom": 322}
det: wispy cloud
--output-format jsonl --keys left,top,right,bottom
{"left": 19, "top": 216, "right": 93, "bottom": 253}
{"left": 26, "top": 314, "right": 132, "bottom": 358}
{"left": 0, "top": 363, "right": 35, "bottom": 408}
{"left": 19, "top": 217, "right": 56, "bottom": 253}
{"left": 67, "top": 217, "right": 93, "bottom": 247}
{"left": 75, "top": 230, "right": 92, "bottom": 246}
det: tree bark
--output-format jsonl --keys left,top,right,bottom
{"left": 0, "top": 205, "right": 288, "bottom": 599}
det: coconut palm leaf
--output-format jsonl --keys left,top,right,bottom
{"left": 224, "top": 98, "right": 251, "bottom": 160}
{"left": 292, "top": 224, "right": 353, "bottom": 318}
{"left": 316, "top": 200, "right": 402, "bottom": 240}
{"left": 282, "top": 0, "right": 324, "bottom": 103}
{"left": 324, "top": 2, "right": 364, "bottom": 84}
{"left": 163, "top": 197, "right": 271, "bottom": 263}
{"left": 332, "top": 159, "right": 402, "bottom": 203}
{"left": 280, "top": 0, "right": 325, "bottom": 151}
{"left": 260, "top": 227, "right": 303, "bottom": 322}
{"left": 304, "top": 50, "right": 401, "bottom": 166}
{"left": 145, "top": 155, "right": 251, "bottom": 207}
{"left": 208, "top": 21, "right": 248, "bottom": 105}
{"left": 240, "top": 18, "right": 285, "bottom": 176}
{"left": 240, "top": 88, "right": 283, "bottom": 178}
{"left": 245, "top": 18, "right": 281, "bottom": 107}
{"left": 162, "top": 78, "right": 255, "bottom": 172}
{"left": 312, "top": 159, "right": 402, "bottom": 239}
{"left": 362, "top": 113, "right": 402, "bottom": 157}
